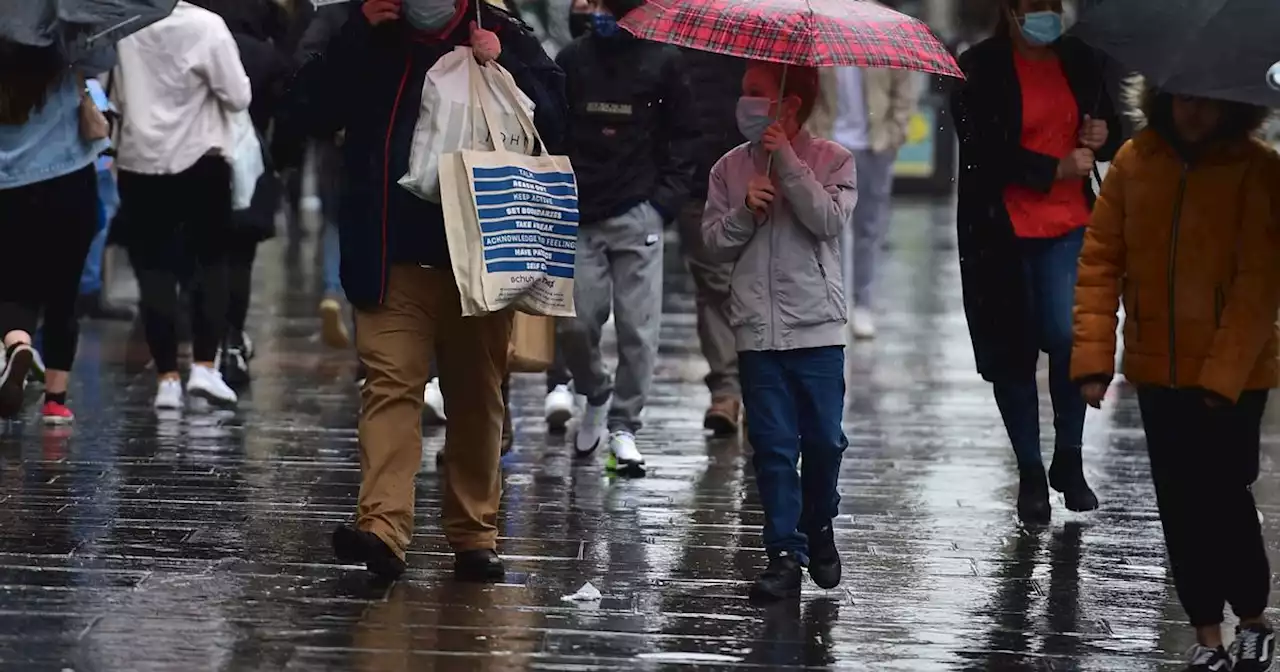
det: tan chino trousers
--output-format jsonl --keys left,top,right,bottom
{"left": 354, "top": 265, "right": 512, "bottom": 559}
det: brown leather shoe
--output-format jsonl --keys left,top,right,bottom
{"left": 703, "top": 395, "right": 741, "bottom": 437}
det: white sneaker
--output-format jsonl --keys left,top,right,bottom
{"left": 545, "top": 384, "right": 574, "bottom": 432}
{"left": 424, "top": 377, "right": 446, "bottom": 424}
{"left": 606, "top": 430, "right": 646, "bottom": 476}
{"left": 850, "top": 307, "right": 877, "bottom": 340}
{"left": 154, "top": 379, "right": 184, "bottom": 410}
{"left": 574, "top": 397, "right": 610, "bottom": 457}
{"left": 186, "top": 365, "right": 238, "bottom": 407}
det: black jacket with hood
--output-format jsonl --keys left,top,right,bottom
{"left": 554, "top": 4, "right": 697, "bottom": 224}
{"left": 277, "top": 0, "right": 568, "bottom": 309}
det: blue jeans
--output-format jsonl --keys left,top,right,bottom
{"left": 992, "top": 227, "right": 1086, "bottom": 470}
{"left": 323, "top": 220, "right": 342, "bottom": 298}
{"left": 740, "top": 346, "right": 848, "bottom": 564}
{"left": 80, "top": 168, "right": 119, "bottom": 295}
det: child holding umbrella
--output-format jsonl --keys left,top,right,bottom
{"left": 702, "top": 61, "right": 856, "bottom": 601}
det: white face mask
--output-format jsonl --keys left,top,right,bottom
{"left": 403, "top": 0, "right": 458, "bottom": 31}
{"left": 736, "top": 96, "right": 775, "bottom": 142}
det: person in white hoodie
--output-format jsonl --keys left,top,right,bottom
{"left": 111, "top": 1, "right": 252, "bottom": 410}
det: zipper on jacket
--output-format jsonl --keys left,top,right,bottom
{"left": 1166, "top": 165, "right": 1189, "bottom": 385}
{"left": 768, "top": 210, "right": 777, "bottom": 346}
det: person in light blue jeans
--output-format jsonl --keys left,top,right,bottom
{"left": 702, "top": 62, "right": 855, "bottom": 602}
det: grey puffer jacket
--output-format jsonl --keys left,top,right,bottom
{"left": 702, "top": 131, "right": 857, "bottom": 352}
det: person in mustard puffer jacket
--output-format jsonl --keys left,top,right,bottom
{"left": 1071, "top": 84, "right": 1280, "bottom": 672}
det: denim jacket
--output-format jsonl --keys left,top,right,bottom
{"left": 0, "top": 50, "right": 115, "bottom": 190}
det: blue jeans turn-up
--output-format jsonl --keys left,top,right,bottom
{"left": 740, "top": 346, "right": 848, "bottom": 564}
{"left": 992, "top": 227, "right": 1086, "bottom": 470}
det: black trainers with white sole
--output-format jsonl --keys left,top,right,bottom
{"left": 1185, "top": 644, "right": 1233, "bottom": 671}
{"left": 1231, "top": 623, "right": 1277, "bottom": 672}
{"left": 0, "top": 343, "right": 34, "bottom": 419}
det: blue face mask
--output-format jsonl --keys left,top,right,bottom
{"left": 1019, "top": 11, "right": 1063, "bottom": 46}
{"left": 403, "top": 0, "right": 458, "bottom": 32}
{"left": 591, "top": 13, "right": 620, "bottom": 38}
{"left": 735, "top": 96, "right": 775, "bottom": 142}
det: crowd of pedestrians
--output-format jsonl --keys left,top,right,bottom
{"left": 2, "top": 1, "right": 1279, "bottom": 669}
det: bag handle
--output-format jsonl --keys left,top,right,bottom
{"left": 467, "top": 55, "right": 544, "bottom": 156}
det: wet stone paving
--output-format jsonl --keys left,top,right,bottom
{"left": 2, "top": 201, "right": 1279, "bottom": 671}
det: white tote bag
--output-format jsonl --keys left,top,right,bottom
{"left": 227, "top": 109, "right": 263, "bottom": 211}
{"left": 439, "top": 63, "right": 578, "bottom": 318}
{"left": 399, "top": 46, "right": 536, "bottom": 203}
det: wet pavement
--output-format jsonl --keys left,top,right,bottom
{"left": 1, "top": 199, "right": 1277, "bottom": 671}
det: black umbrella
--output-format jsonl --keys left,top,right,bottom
{"left": 1072, "top": 0, "right": 1280, "bottom": 107}
{"left": 1, "top": 0, "right": 178, "bottom": 62}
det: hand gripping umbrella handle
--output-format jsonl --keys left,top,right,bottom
{"left": 765, "top": 64, "right": 790, "bottom": 175}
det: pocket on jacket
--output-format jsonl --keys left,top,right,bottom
{"left": 778, "top": 255, "right": 842, "bottom": 328}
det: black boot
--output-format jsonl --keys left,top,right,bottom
{"left": 750, "top": 553, "right": 803, "bottom": 602}
{"left": 1049, "top": 449, "right": 1099, "bottom": 512}
{"left": 332, "top": 524, "right": 406, "bottom": 581}
{"left": 1017, "top": 467, "right": 1051, "bottom": 526}
{"left": 805, "top": 523, "right": 842, "bottom": 589}
{"left": 454, "top": 549, "right": 505, "bottom": 583}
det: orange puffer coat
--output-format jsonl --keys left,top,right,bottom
{"left": 1071, "top": 128, "right": 1280, "bottom": 402}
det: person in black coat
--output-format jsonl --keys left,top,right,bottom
{"left": 950, "top": 0, "right": 1122, "bottom": 526}
{"left": 278, "top": 0, "right": 566, "bottom": 583}
{"left": 547, "top": 0, "right": 697, "bottom": 473}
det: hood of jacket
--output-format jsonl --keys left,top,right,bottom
{"left": 1123, "top": 76, "right": 1272, "bottom": 163}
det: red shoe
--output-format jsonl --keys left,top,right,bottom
{"left": 41, "top": 400, "right": 75, "bottom": 425}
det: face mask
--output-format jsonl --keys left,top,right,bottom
{"left": 735, "top": 96, "right": 775, "bottom": 142}
{"left": 590, "top": 13, "right": 620, "bottom": 38}
{"left": 1018, "top": 11, "right": 1062, "bottom": 46}
{"left": 403, "top": 0, "right": 458, "bottom": 32}
{"left": 569, "top": 12, "right": 593, "bottom": 39}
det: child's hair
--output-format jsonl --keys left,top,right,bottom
{"left": 753, "top": 62, "right": 821, "bottom": 124}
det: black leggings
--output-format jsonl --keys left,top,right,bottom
{"left": 227, "top": 233, "right": 258, "bottom": 338}
{"left": 1138, "top": 386, "right": 1271, "bottom": 627}
{"left": 118, "top": 157, "right": 231, "bottom": 374}
{"left": 0, "top": 166, "right": 98, "bottom": 371}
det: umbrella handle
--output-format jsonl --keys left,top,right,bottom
{"left": 765, "top": 64, "right": 790, "bottom": 175}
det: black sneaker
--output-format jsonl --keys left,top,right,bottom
{"left": 0, "top": 344, "right": 34, "bottom": 419}
{"left": 1231, "top": 623, "right": 1276, "bottom": 672}
{"left": 750, "top": 553, "right": 803, "bottom": 602}
{"left": 1049, "top": 449, "right": 1100, "bottom": 512}
{"left": 219, "top": 346, "right": 251, "bottom": 389}
{"left": 1017, "top": 467, "right": 1051, "bottom": 526}
{"left": 332, "top": 524, "right": 406, "bottom": 581}
{"left": 806, "top": 523, "right": 841, "bottom": 589}
{"left": 1186, "top": 644, "right": 1233, "bottom": 671}
{"left": 454, "top": 549, "right": 505, "bottom": 583}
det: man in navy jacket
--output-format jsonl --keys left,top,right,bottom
{"left": 278, "top": 0, "right": 566, "bottom": 582}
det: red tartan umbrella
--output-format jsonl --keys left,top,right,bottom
{"left": 618, "top": 0, "right": 963, "bottom": 78}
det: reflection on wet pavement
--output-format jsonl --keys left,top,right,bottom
{"left": 0, "top": 201, "right": 1274, "bottom": 671}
